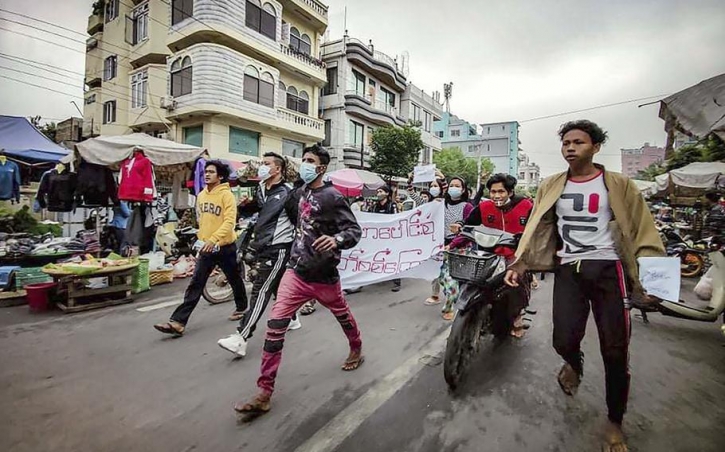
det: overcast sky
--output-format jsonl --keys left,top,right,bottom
{"left": 1, "top": 0, "right": 724, "bottom": 175}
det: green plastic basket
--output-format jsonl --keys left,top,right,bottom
{"left": 132, "top": 258, "right": 150, "bottom": 294}
{"left": 14, "top": 267, "right": 52, "bottom": 289}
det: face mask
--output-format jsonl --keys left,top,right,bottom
{"left": 377, "top": 193, "right": 387, "bottom": 201}
{"left": 299, "top": 162, "right": 319, "bottom": 184}
{"left": 448, "top": 187, "right": 462, "bottom": 199}
{"left": 430, "top": 187, "right": 441, "bottom": 197}
{"left": 257, "top": 164, "right": 271, "bottom": 181}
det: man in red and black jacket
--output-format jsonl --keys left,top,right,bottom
{"left": 450, "top": 173, "right": 534, "bottom": 337}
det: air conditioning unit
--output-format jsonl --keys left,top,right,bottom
{"left": 160, "top": 95, "right": 177, "bottom": 110}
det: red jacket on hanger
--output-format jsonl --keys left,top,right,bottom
{"left": 118, "top": 150, "right": 155, "bottom": 202}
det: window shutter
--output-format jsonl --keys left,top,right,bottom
{"left": 125, "top": 14, "right": 135, "bottom": 44}
{"left": 281, "top": 23, "right": 290, "bottom": 45}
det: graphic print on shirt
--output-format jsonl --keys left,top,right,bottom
{"left": 556, "top": 173, "right": 619, "bottom": 263}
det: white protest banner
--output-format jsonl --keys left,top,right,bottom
{"left": 412, "top": 164, "right": 436, "bottom": 184}
{"left": 637, "top": 257, "right": 681, "bottom": 302}
{"left": 339, "top": 201, "right": 445, "bottom": 289}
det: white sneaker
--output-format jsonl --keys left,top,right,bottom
{"left": 217, "top": 332, "right": 247, "bottom": 357}
{"left": 288, "top": 316, "right": 302, "bottom": 331}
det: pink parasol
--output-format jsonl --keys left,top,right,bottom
{"left": 327, "top": 168, "right": 386, "bottom": 197}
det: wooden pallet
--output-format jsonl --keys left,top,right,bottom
{"left": 52, "top": 268, "right": 135, "bottom": 314}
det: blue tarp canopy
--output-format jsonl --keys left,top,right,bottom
{"left": 0, "top": 115, "right": 69, "bottom": 164}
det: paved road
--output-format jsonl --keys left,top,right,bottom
{"left": 0, "top": 277, "right": 722, "bottom": 452}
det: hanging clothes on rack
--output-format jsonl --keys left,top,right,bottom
{"left": 75, "top": 160, "right": 119, "bottom": 207}
{"left": 186, "top": 156, "right": 207, "bottom": 196}
{"left": 36, "top": 168, "right": 78, "bottom": 212}
{"left": 123, "top": 203, "right": 155, "bottom": 255}
{"left": 0, "top": 158, "right": 21, "bottom": 202}
{"left": 118, "top": 150, "right": 155, "bottom": 202}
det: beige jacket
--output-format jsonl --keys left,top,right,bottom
{"left": 515, "top": 165, "right": 665, "bottom": 295}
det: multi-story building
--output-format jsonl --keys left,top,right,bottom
{"left": 400, "top": 85, "right": 443, "bottom": 165}
{"left": 433, "top": 115, "right": 520, "bottom": 175}
{"left": 319, "top": 35, "right": 409, "bottom": 169}
{"left": 83, "top": 0, "right": 329, "bottom": 162}
{"left": 517, "top": 151, "right": 540, "bottom": 191}
{"left": 55, "top": 117, "right": 83, "bottom": 147}
{"left": 620, "top": 142, "right": 665, "bottom": 178}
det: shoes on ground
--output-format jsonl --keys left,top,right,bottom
{"left": 218, "top": 332, "right": 248, "bottom": 357}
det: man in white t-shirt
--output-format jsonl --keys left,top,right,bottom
{"left": 504, "top": 120, "right": 665, "bottom": 452}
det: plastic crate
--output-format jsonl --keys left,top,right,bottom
{"left": 14, "top": 267, "right": 53, "bottom": 289}
{"left": 149, "top": 268, "right": 174, "bottom": 286}
{"left": 132, "top": 258, "right": 150, "bottom": 294}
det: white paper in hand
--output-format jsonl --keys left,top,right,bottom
{"left": 413, "top": 165, "right": 436, "bottom": 184}
{"left": 637, "top": 257, "right": 681, "bottom": 302}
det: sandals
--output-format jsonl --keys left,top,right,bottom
{"left": 234, "top": 394, "right": 271, "bottom": 423}
{"left": 424, "top": 296, "right": 441, "bottom": 306}
{"left": 557, "top": 363, "right": 581, "bottom": 396}
{"left": 300, "top": 301, "right": 317, "bottom": 316}
{"left": 342, "top": 351, "right": 365, "bottom": 371}
{"left": 153, "top": 321, "right": 185, "bottom": 337}
{"left": 228, "top": 311, "right": 244, "bottom": 321}
{"left": 442, "top": 311, "right": 455, "bottom": 321}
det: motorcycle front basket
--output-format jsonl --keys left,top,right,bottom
{"left": 445, "top": 251, "right": 499, "bottom": 284}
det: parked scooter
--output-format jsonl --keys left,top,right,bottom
{"left": 634, "top": 250, "right": 725, "bottom": 330}
{"left": 442, "top": 226, "right": 531, "bottom": 391}
{"left": 658, "top": 224, "right": 707, "bottom": 278}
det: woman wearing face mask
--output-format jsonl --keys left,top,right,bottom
{"left": 425, "top": 177, "right": 448, "bottom": 307}
{"left": 372, "top": 185, "right": 402, "bottom": 292}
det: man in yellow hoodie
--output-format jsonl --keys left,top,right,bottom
{"left": 155, "top": 160, "right": 247, "bottom": 336}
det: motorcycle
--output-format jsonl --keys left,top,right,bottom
{"left": 658, "top": 225, "right": 707, "bottom": 278}
{"left": 443, "top": 225, "right": 529, "bottom": 391}
{"left": 635, "top": 250, "right": 725, "bottom": 329}
{"left": 201, "top": 214, "right": 258, "bottom": 304}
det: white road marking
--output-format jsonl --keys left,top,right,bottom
{"left": 136, "top": 299, "right": 182, "bottom": 312}
{"left": 293, "top": 327, "right": 450, "bottom": 452}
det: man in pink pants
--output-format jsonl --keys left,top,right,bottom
{"left": 235, "top": 145, "right": 363, "bottom": 422}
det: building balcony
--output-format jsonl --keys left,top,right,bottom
{"left": 344, "top": 90, "right": 405, "bottom": 127}
{"left": 85, "top": 35, "right": 103, "bottom": 87}
{"left": 128, "top": 3, "right": 171, "bottom": 68}
{"left": 342, "top": 144, "right": 372, "bottom": 169}
{"left": 342, "top": 38, "right": 407, "bottom": 92}
{"left": 277, "top": 107, "right": 324, "bottom": 139}
{"left": 168, "top": 0, "right": 327, "bottom": 85}
{"left": 280, "top": 0, "right": 328, "bottom": 31}
{"left": 87, "top": 13, "right": 104, "bottom": 35}
{"left": 82, "top": 87, "right": 102, "bottom": 138}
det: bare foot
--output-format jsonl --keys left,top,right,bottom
{"left": 234, "top": 393, "right": 271, "bottom": 423}
{"left": 557, "top": 363, "right": 581, "bottom": 396}
{"left": 341, "top": 349, "right": 365, "bottom": 371}
{"left": 602, "top": 421, "right": 628, "bottom": 452}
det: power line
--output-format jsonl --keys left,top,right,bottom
{"left": 0, "top": 17, "right": 84, "bottom": 44}
{"left": 0, "top": 7, "right": 88, "bottom": 38}
{"left": 519, "top": 94, "right": 668, "bottom": 124}
{"left": 0, "top": 74, "right": 84, "bottom": 99}
{"left": 0, "top": 64, "right": 85, "bottom": 86}
{"left": 0, "top": 52, "right": 85, "bottom": 77}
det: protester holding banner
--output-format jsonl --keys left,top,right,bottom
{"left": 372, "top": 185, "right": 402, "bottom": 292}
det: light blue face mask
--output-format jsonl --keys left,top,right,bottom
{"left": 299, "top": 162, "right": 320, "bottom": 184}
{"left": 448, "top": 187, "right": 462, "bottom": 199}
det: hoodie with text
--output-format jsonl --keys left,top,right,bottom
{"left": 196, "top": 183, "right": 237, "bottom": 246}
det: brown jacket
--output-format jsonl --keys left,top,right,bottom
{"left": 514, "top": 165, "right": 665, "bottom": 296}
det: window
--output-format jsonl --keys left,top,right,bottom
{"left": 451, "top": 129, "right": 460, "bottom": 137}
{"left": 282, "top": 139, "right": 305, "bottom": 158}
{"left": 278, "top": 81, "right": 287, "bottom": 106}
{"left": 349, "top": 120, "right": 364, "bottom": 147}
{"left": 183, "top": 125, "right": 203, "bottom": 147}
{"left": 377, "top": 87, "right": 395, "bottom": 112}
{"left": 367, "top": 126, "right": 374, "bottom": 145}
{"left": 286, "top": 87, "right": 309, "bottom": 114}
{"left": 289, "top": 27, "right": 311, "bottom": 55}
{"left": 131, "top": 70, "right": 148, "bottom": 108}
{"left": 424, "top": 111, "right": 431, "bottom": 132}
{"left": 323, "top": 120, "right": 331, "bottom": 147}
{"left": 422, "top": 146, "right": 431, "bottom": 164}
{"left": 85, "top": 94, "right": 96, "bottom": 105}
{"left": 103, "top": 101, "right": 116, "bottom": 124}
{"left": 171, "top": 56, "right": 193, "bottom": 97}
{"left": 351, "top": 70, "right": 365, "bottom": 96}
{"left": 126, "top": 2, "right": 149, "bottom": 45}
{"left": 243, "top": 66, "right": 275, "bottom": 108}
{"left": 105, "top": 0, "right": 119, "bottom": 23}
{"left": 172, "top": 0, "right": 194, "bottom": 26}
{"left": 246, "top": 1, "right": 276, "bottom": 40}
{"left": 229, "top": 127, "right": 259, "bottom": 156}
{"left": 412, "top": 104, "right": 421, "bottom": 123}
{"left": 103, "top": 55, "right": 117, "bottom": 81}
{"left": 322, "top": 67, "right": 337, "bottom": 95}
{"left": 437, "top": 131, "right": 444, "bottom": 138}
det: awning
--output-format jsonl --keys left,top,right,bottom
{"left": 0, "top": 115, "right": 69, "bottom": 163}
{"left": 658, "top": 73, "right": 725, "bottom": 144}
{"left": 75, "top": 133, "right": 205, "bottom": 166}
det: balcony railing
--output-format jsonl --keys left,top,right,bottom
{"left": 298, "top": 0, "right": 328, "bottom": 18}
{"left": 280, "top": 44, "right": 325, "bottom": 70}
{"left": 277, "top": 107, "right": 324, "bottom": 132}
{"left": 345, "top": 90, "right": 397, "bottom": 116}
{"left": 346, "top": 38, "right": 399, "bottom": 72}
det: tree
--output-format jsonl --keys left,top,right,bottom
{"left": 635, "top": 162, "right": 667, "bottom": 181}
{"left": 433, "top": 147, "right": 493, "bottom": 188}
{"left": 28, "top": 116, "right": 57, "bottom": 142}
{"left": 665, "top": 143, "right": 704, "bottom": 171}
{"left": 370, "top": 124, "right": 424, "bottom": 180}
